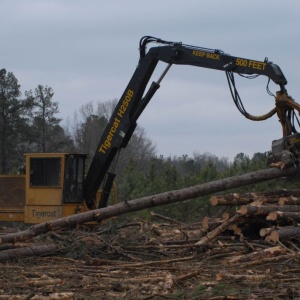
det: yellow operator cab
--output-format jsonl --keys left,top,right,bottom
{"left": 24, "top": 153, "right": 89, "bottom": 224}
{"left": 0, "top": 153, "right": 118, "bottom": 224}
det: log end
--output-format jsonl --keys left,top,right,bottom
{"left": 210, "top": 196, "right": 219, "bottom": 206}
{"left": 266, "top": 211, "right": 278, "bottom": 221}
{"left": 265, "top": 231, "right": 280, "bottom": 243}
{"left": 237, "top": 206, "right": 248, "bottom": 215}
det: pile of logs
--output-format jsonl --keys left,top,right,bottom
{"left": 203, "top": 189, "right": 300, "bottom": 245}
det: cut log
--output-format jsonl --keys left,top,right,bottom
{"left": 210, "top": 189, "right": 300, "bottom": 206}
{"left": 201, "top": 216, "right": 224, "bottom": 232}
{"left": 28, "top": 277, "right": 63, "bottom": 287}
{"left": 195, "top": 213, "right": 243, "bottom": 245}
{"left": 0, "top": 243, "right": 60, "bottom": 262}
{"left": 225, "top": 245, "right": 286, "bottom": 264}
{"left": 0, "top": 165, "right": 298, "bottom": 244}
{"left": 210, "top": 194, "right": 254, "bottom": 206}
{"left": 222, "top": 212, "right": 233, "bottom": 221}
{"left": 278, "top": 196, "right": 300, "bottom": 206}
{"left": 210, "top": 195, "right": 279, "bottom": 206}
{"left": 238, "top": 205, "right": 300, "bottom": 216}
{"left": 265, "top": 226, "right": 300, "bottom": 243}
{"left": 267, "top": 211, "right": 300, "bottom": 222}
{"left": 228, "top": 224, "right": 244, "bottom": 241}
{"left": 259, "top": 227, "right": 275, "bottom": 237}
{"left": 216, "top": 272, "right": 268, "bottom": 281}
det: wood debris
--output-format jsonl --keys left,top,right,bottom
{"left": 2, "top": 188, "right": 300, "bottom": 298}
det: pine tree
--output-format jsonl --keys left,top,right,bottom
{"left": 25, "top": 85, "right": 71, "bottom": 152}
{"left": 0, "top": 69, "right": 23, "bottom": 173}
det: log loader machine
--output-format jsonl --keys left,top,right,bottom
{"left": 1, "top": 36, "right": 300, "bottom": 224}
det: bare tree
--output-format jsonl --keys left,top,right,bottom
{"left": 69, "top": 99, "right": 156, "bottom": 196}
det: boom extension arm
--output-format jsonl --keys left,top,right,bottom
{"left": 83, "top": 36, "right": 289, "bottom": 209}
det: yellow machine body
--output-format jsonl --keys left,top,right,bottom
{"left": 0, "top": 153, "right": 117, "bottom": 224}
{"left": 0, "top": 175, "right": 25, "bottom": 222}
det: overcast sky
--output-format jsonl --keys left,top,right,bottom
{"left": 1, "top": 0, "right": 300, "bottom": 161}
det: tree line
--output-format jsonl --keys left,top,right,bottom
{"left": 0, "top": 69, "right": 73, "bottom": 173}
{"left": 1, "top": 69, "right": 297, "bottom": 221}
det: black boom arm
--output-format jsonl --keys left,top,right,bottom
{"left": 83, "top": 36, "right": 288, "bottom": 209}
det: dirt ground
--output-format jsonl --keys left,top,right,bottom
{"left": 1, "top": 214, "right": 300, "bottom": 300}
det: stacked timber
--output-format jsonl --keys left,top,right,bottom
{"left": 205, "top": 189, "right": 300, "bottom": 244}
